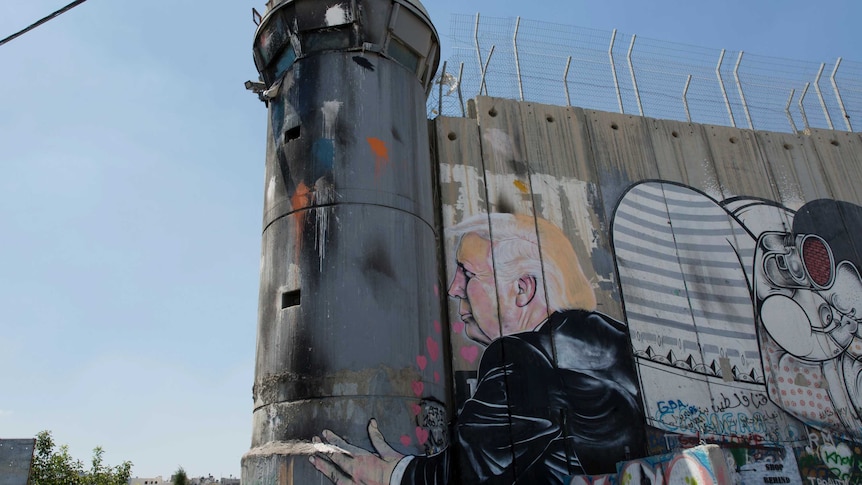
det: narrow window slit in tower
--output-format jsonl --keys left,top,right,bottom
{"left": 284, "top": 125, "right": 301, "bottom": 143}
{"left": 281, "top": 289, "right": 301, "bottom": 309}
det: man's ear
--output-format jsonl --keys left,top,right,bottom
{"left": 515, "top": 275, "right": 537, "bottom": 307}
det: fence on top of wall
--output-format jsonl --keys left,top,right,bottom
{"left": 427, "top": 13, "right": 862, "bottom": 134}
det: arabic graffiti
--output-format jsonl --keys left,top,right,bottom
{"left": 710, "top": 392, "right": 770, "bottom": 412}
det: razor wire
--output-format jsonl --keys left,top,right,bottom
{"left": 427, "top": 14, "right": 862, "bottom": 134}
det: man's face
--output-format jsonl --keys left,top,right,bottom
{"left": 447, "top": 233, "right": 505, "bottom": 345}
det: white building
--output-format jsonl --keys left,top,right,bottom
{"left": 129, "top": 477, "right": 167, "bottom": 485}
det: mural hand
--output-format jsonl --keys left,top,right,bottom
{"left": 367, "top": 418, "right": 403, "bottom": 461}
{"left": 309, "top": 419, "right": 404, "bottom": 485}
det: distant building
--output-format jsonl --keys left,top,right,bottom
{"left": 129, "top": 477, "right": 166, "bottom": 485}
{"left": 187, "top": 475, "right": 238, "bottom": 485}
{"left": 130, "top": 475, "right": 239, "bottom": 485}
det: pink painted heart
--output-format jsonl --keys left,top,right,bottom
{"left": 433, "top": 320, "right": 441, "bottom": 333}
{"left": 400, "top": 435, "right": 412, "bottom": 447}
{"left": 416, "top": 355, "right": 427, "bottom": 370}
{"left": 412, "top": 381, "right": 424, "bottom": 396}
{"left": 426, "top": 337, "right": 440, "bottom": 362}
{"left": 434, "top": 371, "right": 440, "bottom": 383}
{"left": 415, "top": 427, "right": 429, "bottom": 445}
{"left": 453, "top": 321, "right": 465, "bottom": 333}
{"left": 460, "top": 345, "right": 480, "bottom": 363}
{"left": 410, "top": 403, "right": 422, "bottom": 416}
{"left": 433, "top": 284, "right": 439, "bottom": 297}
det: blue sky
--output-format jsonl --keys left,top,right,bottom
{"left": 1, "top": 0, "right": 860, "bottom": 479}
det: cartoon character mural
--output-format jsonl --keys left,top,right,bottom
{"left": 612, "top": 180, "right": 862, "bottom": 483}
{"left": 307, "top": 173, "right": 862, "bottom": 484}
{"left": 754, "top": 199, "right": 862, "bottom": 439}
{"left": 311, "top": 213, "right": 646, "bottom": 484}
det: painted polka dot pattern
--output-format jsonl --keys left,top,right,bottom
{"left": 761, "top": 333, "right": 842, "bottom": 428}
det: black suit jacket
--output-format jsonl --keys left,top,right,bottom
{"left": 403, "top": 310, "right": 645, "bottom": 484}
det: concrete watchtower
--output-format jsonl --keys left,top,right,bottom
{"left": 242, "top": 0, "right": 444, "bottom": 482}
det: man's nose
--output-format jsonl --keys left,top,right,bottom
{"left": 448, "top": 269, "right": 466, "bottom": 298}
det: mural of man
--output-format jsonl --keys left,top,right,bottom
{"left": 310, "top": 213, "right": 645, "bottom": 484}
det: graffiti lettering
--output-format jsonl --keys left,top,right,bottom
{"left": 805, "top": 478, "right": 850, "bottom": 485}
{"left": 655, "top": 399, "right": 782, "bottom": 445}
{"left": 711, "top": 391, "right": 770, "bottom": 413}
{"left": 657, "top": 400, "right": 703, "bottom": 416}
{"left": 822, "top": 451, "right": 852, "bottom": 467}
{"left": 798, "top": 432, "right": 862, "bottom": 484}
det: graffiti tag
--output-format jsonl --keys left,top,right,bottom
{"left": 655, "top": 399, "right": 783, "bottom": 445}
{"left": 710, "top": 391, "right": 770, "bottom": 413}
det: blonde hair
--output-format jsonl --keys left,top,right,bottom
{"left": 447, "top": 213, "right": 596, "bottom": 312}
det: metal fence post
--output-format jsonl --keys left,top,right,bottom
{"left": 474, "top": 13, "right": 483, "bottom": 95}
{"left": 683, "top": 74, "right": 692, "bottom": 123}
{"left": 513, "top": 16, "right": 524, "bottom": 101}
{"left": 438, "top": 61, "right": 447, "bottom": 116}
{"left": 564, "top": 56, "right": 572, "bottom": 107}
{"left": 716, "top": 49, "right": 736, "bottom": 127}
{"left": 734, "top": 51, "right": 754, "bottom": 129}
{"left": 608, "top": 29, "right": 623, "bottom": 114}
{"left": 831, "top": 57, "right": 853, "bottom": 131}
{"left": 814, "top": 63, "right": 834, "bottom": 130}
{"left": 785, "top": 89, "right": 798, "bottom": 134}
{"left": 799, "top": 82, "right": 811, "bottom": 132}
{"left": 627, "top": 34, "right": 644, "bottom": 116}
{"left": 479, "top": 45, "right": 496, "bottom": 96}
{"left": 457, "top": 62, "right": 466, "bottom": 117}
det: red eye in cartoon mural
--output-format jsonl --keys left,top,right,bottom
{"left": 801, "top": 236, "right": 833, "bottom": 288}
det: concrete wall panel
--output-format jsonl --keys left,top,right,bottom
{"left": 473, "top": 97, "right": 534, "bottom": 215}
{"left": 435, "top": 117, "right": 487, "bottom": 224}
{"left": 434, "top": 115, "right": 492, "bottom": 413}
{"left": 755, "top": 131, "right": 835, "bottom": 205}
{"left": 517, "top": 102, "right": 621, "bottom": 319}
{"left": 703, "top": 125, "right": 779, "bottom": 201}
{"left": 648, "top": 119, "right": 721, "bottom": 195}
{"left": 585, "top": 110, "right": 660, "bottom": 223}
{"left": 808, "top": 129, "right": 862, "bottom": 204}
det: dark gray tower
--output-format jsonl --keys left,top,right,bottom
{"left": 242, "top": 1, "right": 444, "bottom": 483}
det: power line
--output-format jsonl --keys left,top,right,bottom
{"left": 0, "top": 0, "right": 89, "bottom": 48}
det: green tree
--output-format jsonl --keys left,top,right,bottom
{"left": 172, "top": 466, "right": 188, "bottom": 485}
{"left": 30, "top": 430, "right": 133, "bottom": 485}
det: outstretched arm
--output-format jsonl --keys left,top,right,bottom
{"left": 311, "top": 419, "right": 405, "bottom": 485}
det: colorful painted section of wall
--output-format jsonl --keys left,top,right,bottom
{"left": 571, "top": 444, "right": 735, "bottom": 485}
{"left": 431, "top": 97, "right": 862, "bottom": 484}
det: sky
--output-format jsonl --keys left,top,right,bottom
{"left": 1, "top": 0, "right": 860, "bottom": 479}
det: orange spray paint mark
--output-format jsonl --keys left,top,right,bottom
{"left": 291, "top": 181, "right": 313, "bottom": 252}
{"left": 367, "top": 137, "right": 390, "bottom": 177}
{"left": 291, "top": 181, "right": 312, "bottom": 210}
{"left": 513, "top": 180, "right": 529, "bottom": 193}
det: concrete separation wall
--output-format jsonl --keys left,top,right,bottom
{"left": 433, "top": 96, "right": 862, "bottom": 484}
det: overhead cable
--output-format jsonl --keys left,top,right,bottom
{"left": 0, "top": 0, "right": 89, "bottom": 48}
